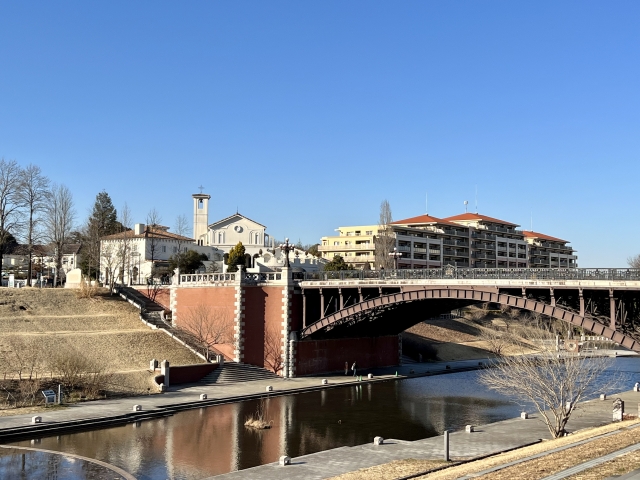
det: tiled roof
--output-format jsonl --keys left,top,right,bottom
{"left": 442, "top": 213, "right": 519, "bottom": 227}
{"left": 522, "top": 231, "right": 568, "bottom": 243}
{"left": 391, "top": 214, "right": 457, "bottom": 226}
{"left": 101, "top": 229, "right": 193, "bottom": 242}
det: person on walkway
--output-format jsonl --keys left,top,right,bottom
{"left": 344, "top": 361, "right": 349, "bottom": 375}
{"left": 352, "top": 361, "right": 357, "bottom": 377}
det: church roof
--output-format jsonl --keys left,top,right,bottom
{"left": 208, "top": 213, "right": 266, "bottom": 229}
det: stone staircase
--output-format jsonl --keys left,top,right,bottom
{"left": 118, "top": 286, "right": 170, "bottom": 329}
{"left": 200, "top": 362, "right": 280, "bottom": 385}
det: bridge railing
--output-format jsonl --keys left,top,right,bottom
{"left": 301, "top": 268, "right": 640, "bottom": 282}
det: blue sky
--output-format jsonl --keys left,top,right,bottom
{"left": 1, "top": 1, "right": 638, "bottom": 266}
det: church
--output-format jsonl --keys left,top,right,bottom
{"left": 192, "top": 193, "right": 324, "bottom": 273}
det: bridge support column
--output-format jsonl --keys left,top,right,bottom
{"left": 319, "top": 288, "right": 324, "bottom": 320}
{"left": 579, "top": 289, "right": 585, "bottom": 317}
{"left": 610, "top": 289, "right": 616, "bottom": 329}
{"left": 521, "top": 287, "right": 526, "bottom": 299}
{"left": 302, "top": 290, "right": 307, "bottom": 328}
{"left": 550, "top": 288, "right": 556, "bottom": 307}
{"left": 339, "top": 288, "right": 344, "bottom": 310}
{"left": 358, "top": 287, "right": 363, "bottom": 303}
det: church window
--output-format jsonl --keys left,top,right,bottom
{"left": 255, "top": 233, "right": 259, "bottom": 244}
{"left": 198, "top": 199, "right": 203, "bottom": 210}
{"left": 162, "top": 246, "right": 167, "bottom": 253}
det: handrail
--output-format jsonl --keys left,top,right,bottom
{"left": 300, "top": 268, "right": 640, "bottom": 282}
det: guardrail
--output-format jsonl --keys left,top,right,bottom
{"left": 300, "top": 268, "right": 640, "bottom": 282}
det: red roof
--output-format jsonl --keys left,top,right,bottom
{"left": 522, "top": 231, "right": 568, "bottom": 243}
{"left": 391, "top": 214, "right": 457, "bottom": 226}
{"left": 442, "top": 213, "right": 519, "bottom": 227}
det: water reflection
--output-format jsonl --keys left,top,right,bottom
{"left": 9, "top": 357, "right": 640, "bottom": 480}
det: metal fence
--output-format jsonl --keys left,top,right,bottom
{"left": 300, "top": 268, "right": 640, "bottom": 282}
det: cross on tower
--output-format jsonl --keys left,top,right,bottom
{"left": 198, "top": 185, "right": 204, "bottom": 194}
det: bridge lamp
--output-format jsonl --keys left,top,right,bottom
{"left": 389, "top": 248, "right": 403, "bottom": 270}
{"left": 280, "top": 238, "right": 295, "bottom": 268}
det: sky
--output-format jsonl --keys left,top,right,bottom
{"left": 1, "top": 1, "right": 638, "bottom": 266}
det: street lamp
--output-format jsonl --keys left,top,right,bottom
{"left": 279, "top": 238, "right": 295, "bottom": 268}
{"left": 389, "top": 247, "right": 402, "bottom": 270}
{"left": 131, "top": 252, "right": 141, "bottom": 285}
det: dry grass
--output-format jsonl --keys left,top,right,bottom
{"left": 329, "top": 459, "right": 448, "bottom": 480}
{"left": 412, "top": 420, "right": 640, "bottom": 480}
{"left": 564, "top": 449, "right": 640, "bottom": 479}
{"left": 0, "top": 289, "right": 203, "bottom": 408}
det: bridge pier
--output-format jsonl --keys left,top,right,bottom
{"left": 579, "top": 288, "right": 585, "bottom": 317}
{"left": 610, "top": 289, "right": 616, "bottom": 329}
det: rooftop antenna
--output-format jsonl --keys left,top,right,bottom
{"left": 475, "top": 185, "right": 478, "bottom": 213}
{"left": 425, "top": 192, "right": 428, "bottom": 215}
{"left": 464, "top": 200, "right": 469, "bottom": 213}
{"left": 530, "top": 211, "right": 533, "bottom": 231}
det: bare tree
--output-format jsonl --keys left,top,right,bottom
{"left": 178, "top": 304, "right": 231, "bottom": 361}
{"left": 43, "top": 184, "right": 75, "bottom": 287}
{"left": 0, "top": 159, "right": 24, "bottom": 280}
{"left": 145, "top": 208, "right": 162, "bottom": 281}
{"left": 172, "top": 214, "right": 190, "bottom": 275}
{"left": 100, "top": 242, "right": 119, "bottom": 294}
{"left": 117, "top": 203, "right": 133, "bottom": 285}
{"left": 479, "top": 328, "right": 512, "bottom": 356}
{"left": 264, "top": 326, "right": 284, "bottom": 374}
{"left": 18, "top": 165, "right": 50, "bottom": 286}
{"left": 374, "top": 199, "right": 396, "bottom": 270}
{"left": 628, "top": 254, "right": 640, "bottom": 269}
{"left": 480, "top": 332, "right": 615, "bottom": 438}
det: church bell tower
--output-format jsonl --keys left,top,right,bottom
{"left": 192, "top": 192, "right": 211, "bottom": 245}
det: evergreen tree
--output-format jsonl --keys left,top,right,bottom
{"left": 81, "top": 191, "right": 119, "bottom": 278}
{"left": 169, "top": 250, "right": 207, "bottom": 274}
{"left": 226, "top": 242, "right": 246, "bottom": 272}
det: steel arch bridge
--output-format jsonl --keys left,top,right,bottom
{"left": 296, "top": 268, "right": 640, "bottom": 352}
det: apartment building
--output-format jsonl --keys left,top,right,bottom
{"left": 319, "top": 212, "right": 577, "bottom": 269}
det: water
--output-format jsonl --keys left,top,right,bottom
{"left": 6, "top": 357, "right": 640, "bottom": 480}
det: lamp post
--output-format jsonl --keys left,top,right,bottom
{"left": 279, "top": 238, "right": 295, "bottom": 268}
{"left": 389, "top": 247, "right": 402, "bottom": 270}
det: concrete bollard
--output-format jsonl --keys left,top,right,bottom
{"left": 31, "top": 416, "right": 42, "bottom": 424}
{"left": 374, "top": 436, "right": 384, "bottom": 445}
{"left": 159, "top": 383, "right": 166, "bottom": 392}
{"left": 200, "top": 394, "right": 208, "bottom": 400}
{"left": 321, "top": 379, "right": 328, "bottom": 385}
{"left": 601, "top": 394, "right": 608, "bottom": 400}
{"left": 133, "top": 405, "right": 142, "bottom": 412}
{"left": 634, "top": 383, "right": 640, "bottom": 392}
{"left": 279, "top": 455, "right": 291, "bottom": 466}
{"left": 443, "top": 430, "right": 450, "bottom": 461}
{"left": 368, "top": 373, "right": 373, "bottom": 379}
{"left": 150, "top": 359, "right": 158, "bottom": 370}
{"left": 465, "top": 425, "right": 475, "bottom": 433}
{"left": 266, "top": 386, "right": 273, "bottom": 392}
{"left": 521, "top": 412, "right": 529, "bottom": 419}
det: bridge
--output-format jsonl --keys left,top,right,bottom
{"left": 297, "top": 267, "right": 640, "bottom": 352}
{"left": 172, "top": 267, "right": 640, "bottom": 377}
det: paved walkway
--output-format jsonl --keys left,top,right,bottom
{"left": 210, "top": 388, "right": 640, "bottom": 480}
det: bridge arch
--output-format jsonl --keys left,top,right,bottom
{"left": 300, "top": 287, "right": 640, "bottom": 352}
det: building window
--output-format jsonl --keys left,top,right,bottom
{"left": 173, "top": 247, "right": 177, "bottom": 253}
{"left": 333, "top": 241, "right": 339, "bottom": 246}
{"left": 218, "top": 233, "right": 223, "bottom": 244}
{"left": 162, "top": 246, "right": 166, "bottom": 253}
{"left": 198, "top": 199, "right": 203, "bottom": 209}
{"left": 366, "top": 230, "right": 373, "bottom": 235}
{"left": 255, "top": 233, "right": 260, "bottom": 244}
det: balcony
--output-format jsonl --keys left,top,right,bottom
{"left": 429, "top": 249, "right": 441, "bottom": 255}
{"left": 413, "top": 247, "right": 427, "bottom": 253}
{"left": 344, "top": 255, "right": 375, "bottom": 263}
{"left": 319, "top": 244, "right": 372, "bottom": 252}
{"left": 397, "top": 245, "right": 411, "bottom": 252}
